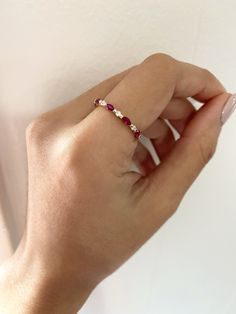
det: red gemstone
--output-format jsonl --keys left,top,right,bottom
{"left": 122, "top": 116, "right": 131, "bottom": 125}
{"left": 107, "top": 103, "right": 114, "bottom": 111}
{"left": 95, "top": 98, "right": 101, "bottom": 105}
{"left": 134, "top": 130, "right": 141, "bottom": 138}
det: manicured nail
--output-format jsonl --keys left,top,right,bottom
{"left": 221, "top": 93, "right": 236, "bottom": 125}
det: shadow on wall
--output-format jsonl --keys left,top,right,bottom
{"left": 0, "top": 160, "right": 17, "bottom": 251}
{"left": 0, "top": 111, "right": 30, "bottom": 251}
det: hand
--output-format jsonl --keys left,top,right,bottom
{"left": 0, "top": 53, "right": 234, "bottom": 314}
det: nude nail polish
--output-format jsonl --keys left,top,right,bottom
{"left": 221, "top": 93, "right": 236, "bottom": 125}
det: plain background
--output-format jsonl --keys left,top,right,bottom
{"left": 0, "top": 1, "right": 236, "bottom": 313}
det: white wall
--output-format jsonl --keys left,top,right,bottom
{"left": 0, "top": 1, "right": 236, "bottom": 313}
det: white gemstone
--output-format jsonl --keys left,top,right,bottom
{"left": 100, "top": 100, "right": 107, "bottom": 106}
{"left": 115, "top": 111, "right": 123, "bottom": 118}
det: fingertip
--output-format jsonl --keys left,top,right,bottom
{"left": 221, "top": 93, "right": 236, "bottom": 125}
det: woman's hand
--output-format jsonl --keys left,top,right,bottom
{"left": 0, "top": 53, "right": 234, "bottom": 314}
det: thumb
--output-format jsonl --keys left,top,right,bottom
{"left": 144, "top": 92, "right": 236, "bottom": 214}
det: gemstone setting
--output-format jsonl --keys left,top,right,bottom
{"left": 117, "top": 111, "right": 123, "bottom": 118}
{"left": 100, "top": 100, "right": 107, "bottom": 106}
{"left": 107, "top": 103, "right": 114, "bottom": 111}
{"left": 95, "top": 98, "right": 101, "bottom": 105}
{"left": 134, "top": 130, "right": 141, "bottom": 138}
{"left": 122, "top": 116, "right": 131, "bottom": 125}
{"left": 94, "top": 98, "right": 141, "bottom": 140}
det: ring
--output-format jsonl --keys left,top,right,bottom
{"left": 94, "top": 98, "right": 142, "bottom": 139}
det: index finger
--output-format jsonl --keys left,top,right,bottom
{"left": 174, "top": 59, "right": 226, "bottom": 101}
{"left": 104, "top": 53, "right": 226, "bottom": 132}
{"left": 75, "top": 54, "right": 226, "bottom": 174}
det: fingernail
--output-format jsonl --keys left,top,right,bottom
{"left": 221, "top": 93, "right": 236, "bottom": 125}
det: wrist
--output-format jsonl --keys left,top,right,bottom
{"left": 0, "top": 236, "right": 95, "bottom": 314}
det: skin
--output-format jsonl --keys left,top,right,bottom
{"left": 0, "top": 53, "right": 231, "bottom": 313}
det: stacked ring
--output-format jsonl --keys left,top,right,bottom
{"left": 94, "top": 98, "right": 142, "bottom": 139}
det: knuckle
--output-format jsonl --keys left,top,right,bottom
{"left": 143, "top": 53, "right": 177, "bottom": 78}
{"left": 201, "top": 68, "right": 222, "bottom": 89}
{"left": 201, "top": 67, "right": 214, "bottom": 80}
{"left": 202, "top": 67, "right": 212, "bottom": 77}
{"left": 61, "top": 128, "right": 90, "bottom": 166}
{"left": 144, "top": 52, "right": 174, "bottom": 66}
{"left": 25, "top": 115, "right": 49, "bottom": 143}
